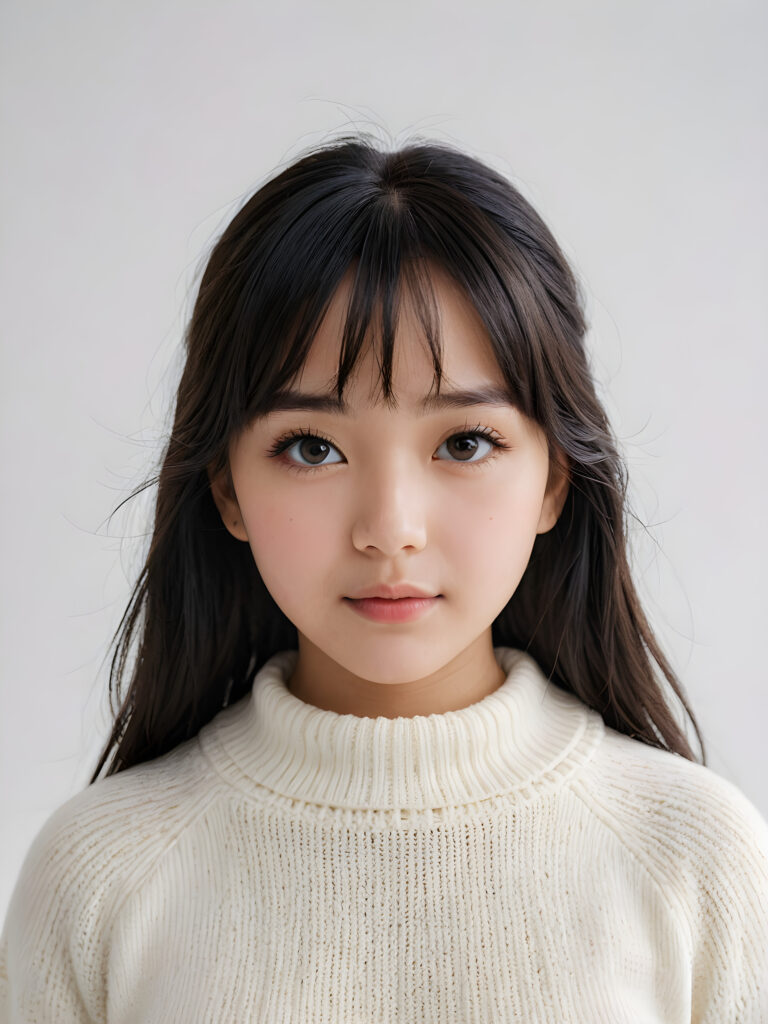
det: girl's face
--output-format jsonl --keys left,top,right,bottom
{"left": 210, "top": 265, "right": 569, "bottom": 716}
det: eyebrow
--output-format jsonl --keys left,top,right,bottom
{"left": 264, "top": 384, "right": 518, "bottom": 416}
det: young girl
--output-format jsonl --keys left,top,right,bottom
{"left": 1, "top": 134, "right": 766, "bottom": 1023}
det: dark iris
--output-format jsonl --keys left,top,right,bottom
{"left": 447, "top": 436, "right": 479, "bottom": 461}
{"left": 298, "top": 439, "right": 331, "bottom": 465}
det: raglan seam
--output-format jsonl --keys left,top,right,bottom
{"left": 567, "top": 778, "right": 695, "bottom": 947}
{"left": 106, "top": 780, "right": 228, "bottom": 933}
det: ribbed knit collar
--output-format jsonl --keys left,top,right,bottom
{"left": 198, "top": 646, "right": 604, "bottom": 811}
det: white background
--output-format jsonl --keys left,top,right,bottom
{"left": 1, "top": 0, "right": 766, "bottom": 918}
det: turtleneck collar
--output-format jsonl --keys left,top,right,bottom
{"left": 198, "top": 646, "right": 605, "bottom": 811}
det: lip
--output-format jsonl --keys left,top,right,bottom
{"left": 346, "top": 582, "right": 440, "bottom": 600}
{"left": 344, "top": 595, "right": 442, "bottom": 624}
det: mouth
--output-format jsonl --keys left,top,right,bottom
{"left": 344, "top": 595, "right": 443, "bottom": 601}
{"left": 343, "top": 595, "right": 443, "bottom": 624}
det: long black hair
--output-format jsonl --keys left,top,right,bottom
{"left": 89, "top": 132, "right": 706, "bottom": 783}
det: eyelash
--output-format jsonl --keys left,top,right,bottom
{"left": 265, "top": 423, "right": 511, "bottom": 474}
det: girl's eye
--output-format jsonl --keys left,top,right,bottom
{"left": 265, "top": 424, "right": 511, "bottom": 473}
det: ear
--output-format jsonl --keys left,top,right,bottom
{"left": 207, "top": 462, "right": 250, "bottom": 542}
{"left": 536, "top": 446, "right": 570, "bottom": 535}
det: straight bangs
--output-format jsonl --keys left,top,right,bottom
{"left": 213, "top": 149, "right": 549, "bottom": 454}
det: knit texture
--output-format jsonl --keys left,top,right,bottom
{"left": 1, "top": 646, "right": 767, "bottom": 1023}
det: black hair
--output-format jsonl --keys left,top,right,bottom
{"left": 90, "top": 132, "right": 706, "bottom": 782}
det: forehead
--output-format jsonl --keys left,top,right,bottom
{"left": 288, "top": 263, "right": 506, "bottom": 408}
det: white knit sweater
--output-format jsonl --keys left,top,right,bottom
{"left": 1, "top": 646, "right": 767, "bottom": 1023}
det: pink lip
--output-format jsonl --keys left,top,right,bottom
{"left": 347, "top": 582, "right": 438, "bottom": 600}
{"left": 344, "top": 596, "right": 442, "bottom": 623}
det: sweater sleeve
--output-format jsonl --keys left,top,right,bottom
{"left": 0, "top": 740, "right": 218, "bottom": 1024}
{"left": 0, "top": 791, "right": 118, "bottom": 1024}
{"left": 575, "top": 731, "right": 768, "bottom": 1022}
{"left": 685, "top": 774, "right": 768, "bottom": 1024}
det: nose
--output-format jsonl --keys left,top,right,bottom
{"left": 349, "top": 455, "right": 428, "bottom": 555}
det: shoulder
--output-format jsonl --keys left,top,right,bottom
{"left": 571, "top": 726, "right": 768, "bottom": 1012}
{"left": 579, "top": 726, "right": 768, "bottom": 862}
{"left": 13, "top": 733, "right": 224, "bottom": 910}
{"left": 0, "top": 735, "right": 225, "bottom": 1017}
{"left": 22, "top": 732, "right": 220, "bottom": 878}
{"left": 573, "top": 726, "right": 768, "bottom": 884}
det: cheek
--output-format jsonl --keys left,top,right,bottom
{"left": 441, "top": 468, "right": 547, "bottom": 569}
{"left": 240, "top": 489, "right": 336, "bottom": 604}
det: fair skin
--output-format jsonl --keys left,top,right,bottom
{"left": 209, "top": 265, "right": 570, "bottom": 719}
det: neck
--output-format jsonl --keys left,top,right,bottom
{"left": 286, "top": 633, "right": 507, "bottom": 718}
